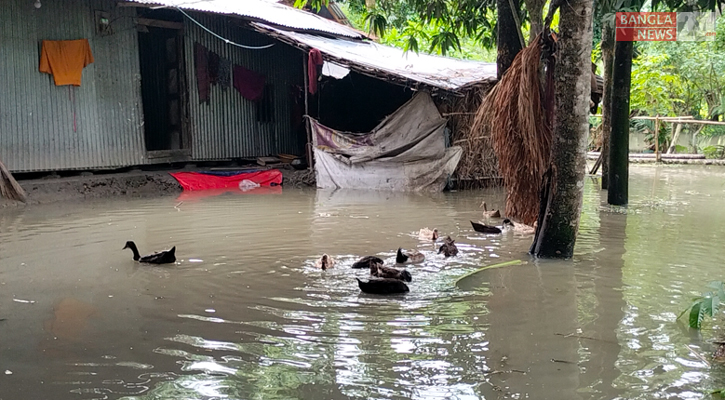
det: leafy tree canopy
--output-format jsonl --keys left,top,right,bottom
{"left": 300, "top": 0, "right": 504, "bottom": 56}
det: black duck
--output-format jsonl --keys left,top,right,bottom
{"left": 123, "top": 241, "right": 176, "bottom": 264}
{"left": 351, "top": 256, "right": 384, "bottom": 269}
{"left": 356, "top": 278, "right": 409, "bottom": 295}
{"left": 470, "top": 220, "right": 502, "bottom": 234}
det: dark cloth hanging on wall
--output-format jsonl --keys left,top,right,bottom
{"left": 307, "top": 48, "right": 323, "bottom": 94}
{"left": 208, "top": 51, "right": 220, "bottom": 85}
{"left": 233, "top": 65, "right": 266, "bottom": 101}
{"left": 194, "top": 43, "right": 210, "bottom": 104}
{"left": 218, "top": 57, "right": 232, "bottom": 90}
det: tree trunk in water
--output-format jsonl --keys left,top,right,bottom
{"left": 496, "top": 0, "right": 523, "bottom": 79}
{"left": 530, "top": 0, "right": 593, "bottom": 258}
{"left": 607, "top": 40, "right": 633, "bottom": 206}
{"left": 599, "top": 23, "right": 614, "bottom": 190}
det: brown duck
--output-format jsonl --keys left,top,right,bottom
{"left": 396, "top": 248, "right": 424, "bottom": 264}
{"left": 438, "top": 236, "right": 459, "bottom": 257}
{"left": 315, "top": 254, "right": 335, "bottom": 270}
{"left": 370, "top": 263, "right": 412, "bottom": 282}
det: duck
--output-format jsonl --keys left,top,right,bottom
{"left": 503, "top": 218, "right": 536, "bottom": 235}
{"left": 438, "top": 236, "right": 459, "bottom": 257}
{"left": 418, "top": 228, "right": 439, "bottom": 241}
{"left": 396, "top": 248, "right": 425, "bottom": 264}
{"left": 470, "top": 220, "right": 502, "bottom": 234}
{"left": 357, "top": 278, "right": 409, "bottom": 295}
{"left": 481, "top": 201, "right": 501, "bottom": 218}
{"left": 370, "top": 263, "right": 412, "bottom": 282}
{"left": 315, "top": 254, "right": 335, "bottom": 270}
{"left": 351, "top": 255, "right": 384, "bottom": 269}
{"left": 123, "top": 241, "right": 176, "bottom": 264}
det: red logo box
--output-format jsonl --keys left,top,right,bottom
{"left": 616, "top": 12, "right": 677, "bottom": 41}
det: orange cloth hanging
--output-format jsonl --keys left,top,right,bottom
{"left": 39, "top": 39, "right": 94, "bottom": 86}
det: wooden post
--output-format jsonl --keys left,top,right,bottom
{"left": 654, "top": 114, "right": 660, "bottom": 162}
{"left": 607, "top": 40, "right": 633, "bottom": 206}
{"left": 303, "top": 54, "right": 313, "bottom": 170}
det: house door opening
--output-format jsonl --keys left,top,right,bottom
{"left": 138, "top": 25, "right": 186, "bottom": 154}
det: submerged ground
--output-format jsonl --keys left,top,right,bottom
{"left": 1, "top": 165, "right": 725, "bottom": 399}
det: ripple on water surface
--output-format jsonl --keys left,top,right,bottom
{"left": 3, "top": 166, "right": 725, "bottom": 399}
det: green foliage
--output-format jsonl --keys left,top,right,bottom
{"left": 364, "top": 7, "right": 388, "bottom": 37}
{"left": 380, "top": 20, "right": 497, "bottom": 60}
{"left": 702, "top": 145, "right": 725, "bottom": 159}
{"left": 331, "top": 0, "right": 496, "bottom": 55}
{"left": 717, "top": 17, "right": 725, "bottom": 51}
{"left": 702, "top": 125, "right": 725, "bottom": 137}
{"left": 294, "top": 0, "right": 327, "bottom": 11}
{"left": 630, "top": 36, "right": 725, "bottom": 119}
{"left": 679, "top": 281, "right": 725, "bottom": 329}
{"left": 630, "top": 118, "right": 670, "bottom": 149}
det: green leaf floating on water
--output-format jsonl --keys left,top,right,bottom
{"left": 680, "top": 281, "right": 725, "bottom": 329}
{"left": 455, "top": 260, "right": 523, "bottom": 286}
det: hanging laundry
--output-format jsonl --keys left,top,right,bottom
{"left": 233, "top": 65, "right": 266, "bottom": 101}
{"left": 218, "top": 57, "right": 232, "bottom": 91}
{"left": 38, "top": 39, "right": 94, "bottom": 86}
{"left": 307, "top": 48, "right": 323, "bottom": 94}
{"left": 208, "top": 51, "right": 220, "bottom": 85}
{"left": 194, "top": 43, "right": 210, "bottom": 104}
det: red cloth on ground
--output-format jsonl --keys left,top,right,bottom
{"left": 233, "top": 65, "right": 266, "bottom": 101}
{"left": 308, "top": 48, "right": 323, "bottom": 94}
{"left": 170, "top": 170, "right": 282, "bottom": 191}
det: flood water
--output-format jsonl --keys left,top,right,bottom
{"left": 2, "top": 165, "right": 725, "bottom": 399}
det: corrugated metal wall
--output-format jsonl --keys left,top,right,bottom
{"left": 0, "top": 0, "right": 146, "bottom": 172}
{"left": 183, "top": 13, "right": 305, "bottom": 160}
{"left": 0, "top": 2, "right": 306, "bottom": 172}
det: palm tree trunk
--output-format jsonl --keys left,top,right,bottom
{"left": 530, "top": 0, "right": 594, "bottom": 258}
{"left": 607, "top": 40, "right": 633, "bottom": 206}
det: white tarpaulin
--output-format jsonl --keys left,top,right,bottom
{"left": 311, "top": 92, "right": 462, "bottom": 192}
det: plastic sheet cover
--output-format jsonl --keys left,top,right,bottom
{"left": 311, "top": 92, "right": 462, "bottom": 192}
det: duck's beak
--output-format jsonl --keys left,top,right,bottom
{"left": 122, "top": 244, "right": 128, "bottom": 249}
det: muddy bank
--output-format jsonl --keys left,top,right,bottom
{"left": 0, "top": 167, "right": 315, "bottom": 209}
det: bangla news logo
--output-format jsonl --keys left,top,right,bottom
{"left": 615, "top": 12, "right": 718, "bottom": 41}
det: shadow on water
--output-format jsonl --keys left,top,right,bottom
{"left": 3, "top": 165, "right": 725, "bottom": 399}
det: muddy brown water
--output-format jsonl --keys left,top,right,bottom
{"left": 2, "top": 165, "right": 725, "bottom": 399}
